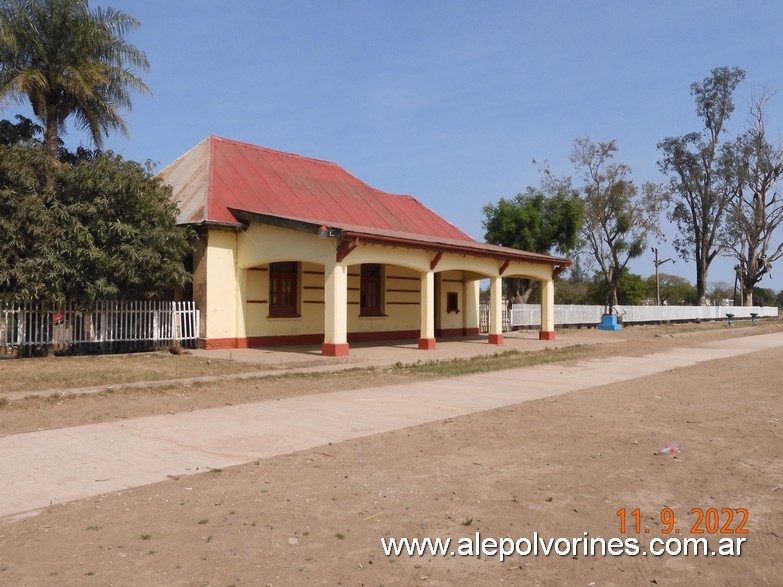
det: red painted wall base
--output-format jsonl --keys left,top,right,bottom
{"left": 202, "top": 327, "right": 485, "bottom": 351}
{"left": 418, "top": 337, "right": 436, "bottom": 350}
{"left": 488, "top": 333, "right": 503, "bottom": 344}
{"left": 439, "top": 327, "right": 481, "bottom": 337}
{"left": 322, "top": 342, "right": 350, "bottom": 356}
{"left": 539, "top": 330, "right": 556, "bottom": 340}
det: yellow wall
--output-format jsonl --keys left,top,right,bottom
{"left": 439, "top": 270, "right": 465, "bottom": 332}
{"left": 244, "top": 262, "right": 326, "bottom": 337}
{"left": 191, "top": 235, "right": 208, "bottom": 338}
{"left": 200, "top": 225, "right": 557, "bottom": 344}
{"left": 346, "top": 264, "right": 421, "bottom": 333}
{"left": 203, "top": 230, "right": 238, "bottom": 340}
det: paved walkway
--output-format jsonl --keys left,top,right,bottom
{"left": 2, "top": 331, "right": 782, "bottom": 520}
{"left": 2, "top": 330, "right": 603, "bottom": 401}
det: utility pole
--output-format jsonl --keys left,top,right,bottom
{"left": 652, "top": 247, "right": 674, "bottom": 306}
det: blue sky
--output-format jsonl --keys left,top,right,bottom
{"left": 8, "top": 1, "right": 783, "bottom": 294}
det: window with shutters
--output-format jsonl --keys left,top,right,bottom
{"left": 269, "top": 262, "right": 298, "bottom": 317}
{"left": 360, "top": 264, "right": 383, "bottom": 316}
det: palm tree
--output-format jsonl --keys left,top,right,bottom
{"left": 0, "top": 0, "right": 150, "bottom": 160}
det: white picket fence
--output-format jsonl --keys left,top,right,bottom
{"left": 480, "top": 303, "right": 779, "bottom": 332}
{"left": 0, "top": 300, "right": 199, "bottom": 353}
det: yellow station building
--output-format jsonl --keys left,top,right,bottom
{"left": 160, "top": 136, "right": 570, "bottom": 355}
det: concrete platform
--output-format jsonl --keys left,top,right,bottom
{"left": 2, "top": 331, "right": 782, "bottom": 520}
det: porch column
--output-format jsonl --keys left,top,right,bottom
{"left": 419, "top": 270, "right": 436, "bottom": 349}
{"left": 489, "top": 276, "right": 503, "bottom": 344}
{"left": 322, "top": 259, "right": 349, "bottom": 356}
{"left": 235, "top": 268, "right": 248, "bottom": 348}
{"left": 539, "top": 278, "right": 556, "bottom": 340}
{"left": 464, "top": 279, "right": 480, "bottom": 336}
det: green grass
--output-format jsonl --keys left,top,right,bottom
{"left": 388, "top": 345, "right": 588, "bottom": 378}
{"left": 0, "top": 351, "right": 274, "bottom": 394}
{"left": 1, "top": 344, "right": 591, "bottom": 412}
{"left": 3, "top": 319, "right": 778, "bottom": 397}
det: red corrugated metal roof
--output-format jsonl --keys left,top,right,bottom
{"left": 160, "top": 136, "right": 474, "bottom": 242}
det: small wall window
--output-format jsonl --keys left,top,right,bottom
{"left": 447, "top": 291, "right": 460, "bottom": 314}
{"left": 269, "top": 261, "right": 298, "bottom": 317}
{"left": 360, "top": 263, "right": 383, "bottom": 316}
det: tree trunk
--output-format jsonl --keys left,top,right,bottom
{"left": 741, "top": 280, "right": 754, "bottom": 306}
{"left": 605, "top": 270, "right": 619, "bottom": 310}
{"left": 507, "top": 278, "right": 534, "bottom": 303}
{"left": 44, "top": 114, "right": 59, "bottom": 162}
{"left": 608, "top": 284, "right": 619, "bottom": 308}
{"left": 518, "top": 285, "right": 534, "bottom": 303}
{"left": 695, "top": 264, "right": 708, "bottom": 305}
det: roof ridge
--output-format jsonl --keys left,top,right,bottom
{"left": 165, "top": 135, "right": 478, "bottom": 242}
{"left": 209, "top": 135, "right": 423, "bottom": 202}
{"left": 209, "top": 135, "right": 343, "bottom": 169}
{"left": 159, "top": 136, "right": 211, "bottom": 173}
{"left": 205, "top": 137, "right": 214, "bottom": 222}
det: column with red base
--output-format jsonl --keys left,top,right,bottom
{"left": 418, "top": 270, "right": 436, "bottom": 350}
{"left": 489, "top": 275, "right": 503, "bottom": 345}
{"left": 539, "top": 278, "right": 556, "bottom": 341}
{"left": 322, "top": 259, "right": 349, "bottom": 356}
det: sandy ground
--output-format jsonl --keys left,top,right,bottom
{"left": 0, "top": 324, "right": 781, "bottom": 586}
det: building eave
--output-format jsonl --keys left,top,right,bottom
{"left": 228, "top": 208, "right": 572, "bottom": 269}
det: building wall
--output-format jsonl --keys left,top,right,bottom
{"left": 198, "top": 225, "right": 554, "bottom": 348}
{"left": 439, "top": 270, "right": 466, "bottom": 335}
{"left": 191, "top": 233, "right": 209, "bottom": 339}
{"left": 203, "top": 229, "right": 238, "bottom": 341}
{"left": 244, "top": 262, "right": 325, "bottom": 339}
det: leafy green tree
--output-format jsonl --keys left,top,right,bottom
{"left": 553, "top": 279, "right": 591, "bottom": 304}
{"left": 0, "top": 114, "right": 100, "bottom": 163}
{"left": 0, "top": 114, "right": 41, "bottom": 145}
{"left": 571, "top": 137, "right": 663, "bottom": 309}
{"left": 483, "top": 186, "right": 583, "bottom": 302}
{"left": 658, "top": 66, "right": 746, "bottom": 304}
{"left": 586, "top": 270, "right": 647, "bottom": 306}
{"left": 0, "top": 142, "right": 192, "bottom": 305}
{"left": 483, "top": 186, "right": 583, "bottom": 254}
{"left": 0, "top": 0, "right": 150, "bottom": 160}
{"left": 751, "top": 286, "right": 776, "bottom": 306}
{"left": 617, "top": 272, "right": 648, "bottom": 305}
{"left": 644, "top": 273, "right": 697, "bottom": 305}
{"left": 0, "top": 143, "right": 64, "bottom": 300}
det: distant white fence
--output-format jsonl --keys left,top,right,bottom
{"left": 480, "top": 304, "right": 779, "bottom": 332}
{"left": 0, "top": 300, "right": 199, "bottom": 354}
